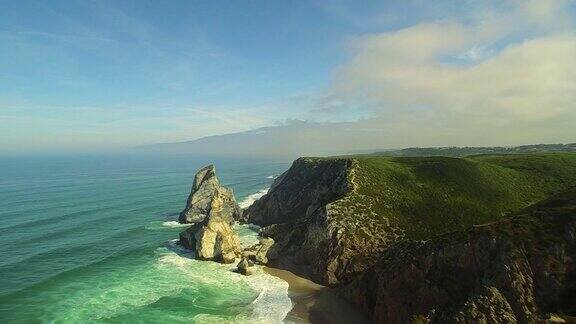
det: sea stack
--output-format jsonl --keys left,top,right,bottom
{"left": 178, "top": 165, "right": 242, "bottom": 263}
{"left": 178, "top": 164, "right": 242, "bottom": 224}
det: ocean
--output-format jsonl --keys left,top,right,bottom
{"left": 0, "top": 153, "right": 293, "bottom": 323}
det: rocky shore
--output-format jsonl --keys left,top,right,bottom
{"left": 241, "top": 154, "right": 576, "bottom": 323}
{"left": 176, "top": 155, "right": 576, "bottom": 323}
{"left": 175, "top": 163, "right": 366, "bottom": 322}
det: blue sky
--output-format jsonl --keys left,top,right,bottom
{"left": 1, "top": 1, "right": 575, "bottom": 153}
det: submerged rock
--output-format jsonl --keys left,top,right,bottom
{"left": 179, "top": 165, "right": 242, "bottom": 224}
{"left": 179, "top": 187, "right": 242, "bottom": 263}
{"left": 236, "top": 258, "right": 252, "bottom": 276}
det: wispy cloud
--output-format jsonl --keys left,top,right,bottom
{"left": 0, "top": 101, "right": 269, "bottom": 152}
{"left": 1, "top": 0, "right": 575, "bottom": 154}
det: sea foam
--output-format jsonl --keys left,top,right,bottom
{"left": 160, "top": 221, "right": 190, "bottom": 228}
{"left": 246, "top": 273, "right": 291, "bottom": 323}
{"left": 158, "top": 250, "right": 292, "bottom": 324}
{"left": 239, "top": 188, "right": 269, "bottom": 209}
{"left": 160, "top": 222, "right": 292, "bottom": 323}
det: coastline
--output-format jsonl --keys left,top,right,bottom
{"left": 263, "top": 267, "right": 369, "bottom": 324}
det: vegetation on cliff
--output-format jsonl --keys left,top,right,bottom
{"left": 373, "top": 143, "right": 576, "bottom": 158}
{"left": 341, "top": 188, "right": 576, "bottom": 323}
{"left": 334, "top": 153, "right": 576, "bottom": 243}
{"left": 245, "top": 153, "right": 576, "bottom": 287}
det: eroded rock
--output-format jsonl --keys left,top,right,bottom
{"left": 242, "top": 237, "right": 276, "bottom": 264}
{"left": 179, "top": 165, "right": 242, "bottom": 224}
{"left": 242, "top": 158, "right": 356, "bottom": 284}
{"left": 179, "top": 187, "right": 242, "bottom": 263}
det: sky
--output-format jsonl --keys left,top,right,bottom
{"left": 1, "top": 0, "right": 575, "bottom": 154}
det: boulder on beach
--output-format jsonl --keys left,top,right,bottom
{"left": 236, "top": 258, "right": 252, "bottom": 276}
{"left": 242, "top": 237, "right": 276, "bottom": 264}
{"left": 178, "top": 165, "right": 242, "bottom": 224}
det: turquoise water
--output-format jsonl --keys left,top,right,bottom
{"left": 0, "top": 154, "right": 291, "bottom": 323}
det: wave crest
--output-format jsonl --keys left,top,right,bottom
{"left": 239, "top": 188, "right": 269, "bottom": 209}
{"left": 161, "top": 221, "right": 190, "bottom": 228}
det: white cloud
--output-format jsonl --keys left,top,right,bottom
{"left": 149, "top": 0, "right": 576, "bottom": 155}
{"left": 3, "top": 0, "right": 574, "bottom": 154}
{"left": 330, "top": 0, "right": 576, "bottom": 145}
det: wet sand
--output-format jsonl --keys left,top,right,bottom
{"left": 264, "top": 267, "right": 369, "bottom": 324}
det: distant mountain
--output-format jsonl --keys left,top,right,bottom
{"left": 137, "top": 121, "right": 380, "bottom": 158}
{"left": 138, "top": 119, "right": 575, "bottom": 158}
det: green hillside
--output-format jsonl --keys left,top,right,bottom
{"left": 330, "top": 153, "right": 576, "bottom": 244}
{"left": 372, "top": 143, "right": 576, "bottom": 157}
{"left": 341, "top": 187, "right": 576, "bottom": 323}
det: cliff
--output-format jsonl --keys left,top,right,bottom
{"left": 341, "top": 189, "right": 576, "bottom": 323}
{"left": 243, "top": 157, "right": 359, "bottom": 284}
{"left": 243, "top": 157, "right": 353, "bottom": 226}
{"left": 244, "top": 153, "right": 576, "bottom": 286}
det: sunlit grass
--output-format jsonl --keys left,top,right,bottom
{"left": 328, "top": 153, "right": 576, "bottom": 246}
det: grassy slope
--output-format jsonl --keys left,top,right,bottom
{"left": 329, "top": 153, "right": 576, "bottom": 246}
{"left": 341, "top": 188, "right": 576, "bottom": 322}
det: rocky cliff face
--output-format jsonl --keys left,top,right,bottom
{"left": 243, "top": 157, "right": 368, "bottom": 285}
{"left": 244, "top": 157, "right": 353, "bottom": 225}
{"left": 179, "top": 187, "right": 242, "bottom": 263}
{"left": 179, "top": 165, "right": 242, "bottom": 224}
{"left": 242, "top": 154, "right": 576, "bottom": 322}
{"left": 178, "top": 165, "right": 242, "bottom": 263}
{"left": 340, "top": 191, "right": 576, "bottom": 323}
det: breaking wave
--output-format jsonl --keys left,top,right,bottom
{"left": 160, "top": 221, "right": 190, "bottom": 228}
{"left": 239, "top": 188, "right": 269, "bottom": 209}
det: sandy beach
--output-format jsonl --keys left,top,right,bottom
{"left": 264, "top": 267, "right": 369, "bottom": 324}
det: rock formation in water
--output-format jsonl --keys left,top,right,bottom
{"left": 341, "top": 190, "right": 576, "bottom": 323}
{"left": 179, "top": 186, "right": 242, "bottom": 263}
{"left": 179, "top": 164, "right": 242, "bottom": 224}
{"left": 177, "top": 165, "right": 243, "bottom": 263}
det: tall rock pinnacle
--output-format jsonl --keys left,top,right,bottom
{"left": 178, "top": 165, "right": 242, "bottom": 224}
